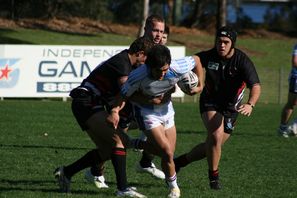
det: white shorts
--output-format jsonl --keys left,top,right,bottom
{"left": 133, "top": 101, "right": 175, "bottom": 131}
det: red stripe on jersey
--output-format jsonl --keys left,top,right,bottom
{"left": 237, "top": 82, "right": 246, "bottom": 96}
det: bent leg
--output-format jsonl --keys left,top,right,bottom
{"left": 280, "top": 92, "right": 297, "bottom": 125}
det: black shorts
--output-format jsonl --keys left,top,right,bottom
{"left": 70, "top": 87, "right": 107, "bottom": 131}
{"left": 199, "top": 98, "right": 239, "bottom": 134}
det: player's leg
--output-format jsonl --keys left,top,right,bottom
{"left": 54, "top": 148, "right": 103, "bottom": 193}
{"left": 54, "top": 93, "right": 109, "bottom": 193}
{"left": 279, "top": 92, "right": 297, "bottom": 137}
{"left": 202, "top": 110, "right": 225, "bottom": 190}
{"left": 144, "top": 125, "right": 180, "bottom": 197}
{"left": 129, "top": 104, "right": 164, "bottom": 180}
{"left": 87, "top": 112, "right": 146, "bottom": 197}
{"left": 279, "top": 75, "right": 297, "bottom": 137}
{"left": 174, "top": 142, "right": 206, "bottom": 173}
{"left": 164, "top": 125, "right": 181, "bottom": 198}
{"left": 174, "top": 133, "right": 230, "bottom": 173}
{"left": 84, "top": 114, "right": 133, "bottom": 190}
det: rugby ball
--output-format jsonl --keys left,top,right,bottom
{"left": 177, "top": 71, "right": 199, "bottom": 95}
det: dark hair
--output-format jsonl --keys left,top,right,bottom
{"left": 145, "top": 44, "right": 171, "bottom": 68}
{"left": 128, "top": 36, "right": 155, "bottom": 55}
{"left": 145, "top": 14, "right": 165, "bottom": 30}
{"left": 216, "top": 26, "right": 237, "bottom": 47}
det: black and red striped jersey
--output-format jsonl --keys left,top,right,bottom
{"left": 196, "top": 48, "right": 260, "bottom": 108}
{"left": 82, "top": 49, "right": 132, "bottom": 102}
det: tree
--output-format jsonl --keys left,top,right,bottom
{"left": 217, "top": 0, "right": 226, "bottom": 29}
{"left": 173, "top": 0, "right": 182, "bottom": 25}
{"left": 138, "top": 0, "right": 150, "bottom": 37}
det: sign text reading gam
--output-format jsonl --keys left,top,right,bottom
{"left": 38, "top": 61, "right": 92, "bottom": 77}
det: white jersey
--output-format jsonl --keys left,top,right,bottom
{"left": 121, "top": 56, "right": 196, "bottom": 130}
{"left": 121, "top": 56, "right": 196, "bottom": 98}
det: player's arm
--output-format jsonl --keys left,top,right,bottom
{"left": 237, "top": 83, "right": 261, "bottom": 117}
{"left": 190, "top": 55, "right": 204, "bottom": 95}
{"left": 106, "top": 75, "right": 128, "bottom": 129}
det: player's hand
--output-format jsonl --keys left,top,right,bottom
{"left": 106, "top": 110, "right": 120, "bottom": 129}
{"left": 189, "top": 85, "right": 203, "bottom": 95}
{"left": 151, "top": 96, "right": 163, "bottom": 104}
{"left": 237, "top": 103, "right": 253, "bottom": 116}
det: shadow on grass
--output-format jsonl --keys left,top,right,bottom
{"left": 0, "top": 179, "right": 107, "bottom": 195}
{"left": 177, "top": 130, "right": 205, "bottom": 135}
{"left": 0, "top": 143, "right": 90, "bottom": 150}
{"left": 0, "top": 178, "right": 159, "bottom": 195}
{"left": 178, "top": 129, "right": 275, "bottom": 138}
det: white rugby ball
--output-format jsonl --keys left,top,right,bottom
{"left": 177, "top": 71, "right": 199, "bottom": 95}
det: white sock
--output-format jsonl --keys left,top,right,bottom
{"left": 166, "top": 173, "right": 178, "bottom": 188}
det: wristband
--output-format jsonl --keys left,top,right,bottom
{"left": 247, "top": 102, "right": 254, "bottom": 108}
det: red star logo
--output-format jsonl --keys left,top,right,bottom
{"left": 0, "top": 64, "right": 12, "bottom": 80}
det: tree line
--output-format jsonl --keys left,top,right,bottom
{"left": 0, "top": 0, "right": 296, "bottom": 34}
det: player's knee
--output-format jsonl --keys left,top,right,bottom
{"left": 161, "top": 147, "right": 174, "bottom": 162}
{"left": 208, "top": 132, "right": 224, "bottom": 146}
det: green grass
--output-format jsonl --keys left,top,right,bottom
{"left": 0, "top": 28, "right": 136, "bottom": 45}
{"left": 0, "top": 100, "right": 297, "bottom": 197}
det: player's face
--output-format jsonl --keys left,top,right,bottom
{"left": 216, "top": 37, "right": 232, "bottom": 57}
{"left": 134, "top": 51, "right": 147, "bottom": 67}
{"left": 146, "top": 21, "right": 165, "bottom": 44}
{"left": 160, "top": 33, "right": 168, "bottom": 45}
{"left": 151, "top": 63, "right": 169, "bottom": 80}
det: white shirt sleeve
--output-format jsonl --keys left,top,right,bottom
{"left": 121, "top": 64, "right": 148, "bottom": 98}
{"left": 170, "top": 56, "right": 196, "bottom": 75}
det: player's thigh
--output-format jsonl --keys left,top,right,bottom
{"left": 145, "top": 125, "right": 171, "bottom": 156}
{"left": 201, "top": 111, "right": 224, "bottom": 134}
{"left": 85, "top": 111, "right": 115, "bottom": 160}
{"left": 287, "top": 92, "right": 297, "bottom": 106}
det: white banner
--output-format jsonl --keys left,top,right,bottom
{"left": 0, "top": 45, "right": 185, "bottom": 98}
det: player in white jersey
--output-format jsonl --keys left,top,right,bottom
{"left": 107, "top": 45, "right": 204, "bottom": 198}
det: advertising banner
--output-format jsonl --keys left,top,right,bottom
{"left": 0, "top": 45, "right": 185, "bottom": 98}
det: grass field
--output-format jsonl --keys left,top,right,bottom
{"left": 0, "top": 100, "right": 297, "bottom": 198}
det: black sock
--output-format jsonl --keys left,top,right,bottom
{"left": 208, "top": 169, "right": 219, "bottom": 181}
{"left": 64, "top": 149, "right": 102, "bottom": 178}
{"left": 139, "top": 151, "right": 154, "bottom": 168}
{"left": 90, "top": 162, "right": 104, "bottom": 176}
{"left": 111, "top": 147, "right": 127, "bottom": 191}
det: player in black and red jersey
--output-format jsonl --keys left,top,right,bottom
{"left": 174, "top": 26, "right": 261, "bottom": 190}
{"left": 54, "top": 36, "right": 154, "bottom": 197}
